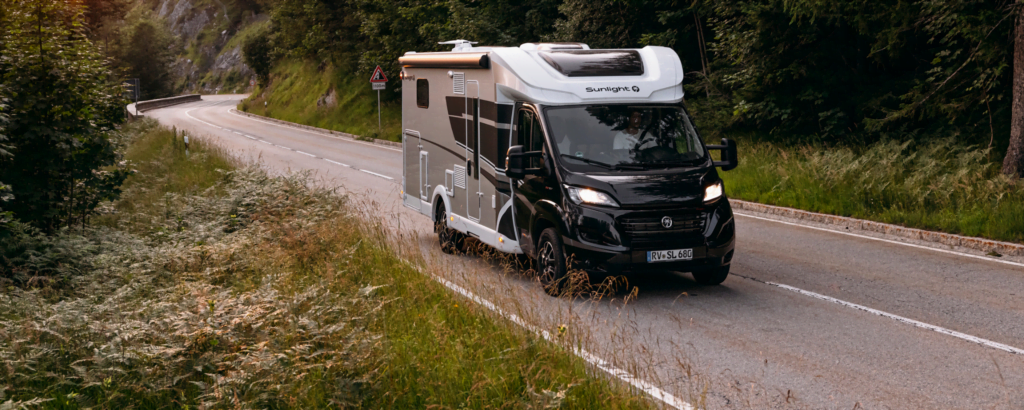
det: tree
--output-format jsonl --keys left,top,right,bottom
{"left": 114, "top": 10, "right": 175, "bottom": 100}
{"left": 242, "top": 26, "right": 273, "bottom": 87}
{"left": 1004, "top": 2, "right": 1024, "bottom": 177}
{"left": 0, "top": 0, "right": 129, "bottom": 232}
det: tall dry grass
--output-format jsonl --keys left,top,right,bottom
{"left": 0, "top": 119, "right": 660, "bottom": 409}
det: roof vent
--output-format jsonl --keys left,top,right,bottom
{"left": 539, "top": 50, "right": 644, "bottom": 77}
{"left": 439, "top": 39, "right": 478, "bottom": 52}
{"left": 520, "top": 43, "right": 590, "bottom": 51}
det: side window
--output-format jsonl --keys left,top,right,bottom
{"left": 516, "top": 109, "right": 533, "bottom": 147}
{"left": 530, "top": 114, "right": 545, "bottom": 168}
{"left": 416, "top": 79, "right": 429, "bottom": 108}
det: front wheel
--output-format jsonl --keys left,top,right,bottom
{"left": 436, "top": 209, "right": 465, "bottom": 254}
{"left": 535, "top": 228, "right": 568, "bottom": 296}
{"left": 691, "top": 265, "right": 730, "bottom": 286}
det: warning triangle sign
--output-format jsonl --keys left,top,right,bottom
{"left": 369, "top": 66, "right": 388, "bottom": 83}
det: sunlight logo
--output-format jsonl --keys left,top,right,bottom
{"left": 585, "top": 86, "right": 640, "bottom": 93}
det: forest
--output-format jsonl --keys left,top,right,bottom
{"left": 238, "top": 0, "right": 1024, "bottom": 176}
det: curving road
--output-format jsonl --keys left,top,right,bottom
{"left": 149, "top": 95, "right": 1024, "bottom": 409}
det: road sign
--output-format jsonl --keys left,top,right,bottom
{"left": 369, "top": 66, "right": 388, "bottom": 83}
{"left": 369, "top": 66, "right": 388, "bottom": 131}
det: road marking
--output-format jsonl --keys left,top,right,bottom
{"left": 227, "top": 108, "right": 402, "bottom": 152}
{"left": 734, "top": 212, "right": 1024, "bottom": 268}
{"left": 244, "top": 135, "right": 257, "bottom": 140}
{"left": 737, "top": 275, "right": 1024, "bottom": 356}
{"left": 359, "top": 169, "right": 394, "bottom": 180}
{"left": 259, "top": 140, "right": 273, "bottom": 145}
{"left": 324, "top": 159, "right": 350, "bottom": 167}
{"left": 275, "top": 144, "right": 292, "bottom": 150}
{"left": 295, "top": 150, "right": 317, "bottom": 158}
{"left": 429, "top": 273, "right": 692, "bottom": 410}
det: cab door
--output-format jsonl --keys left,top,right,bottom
{"left": 511, "top": 105, "right": 556, "bottom": 255}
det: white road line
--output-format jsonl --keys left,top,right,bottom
{"left": 294, "top": 150, "right": 317, "bottom": 158}
{"left": 359, "top": 169, "right": 394, "bottom": 180}
{"left": 744, "top": 277, "right": 1024, "bottom": 356}
{"left": 430, "top": 274, "right": 692, "bottom": 410}
{"left": 227, "top": 108, "right": 402, "bottom": 152}
{"left": 734, "top": 212, "right": 1024, "bottom": 268}
{"left": 244, "top": 135, "right": 257, "bottom": 140}
{"left": 259, "top": 140, "right": 273, "bottom": 145}
{"left": 324, "top": 159, "right": 350, "bottom": 167}
{"left": 275, "top": 144, "right": 292, "bottom": 150}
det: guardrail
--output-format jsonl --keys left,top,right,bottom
{"left": 126, "top": 94, "right": 202, "bottom": 119}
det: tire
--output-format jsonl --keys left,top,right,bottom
{"left": 436, "top": 208, "right": 465, "bottom": 254}
{"left": 691, "top": 265, "right": 730, "bottom": 286}
{"left": 536, "top": 228, "right": 568, "bottom": 296}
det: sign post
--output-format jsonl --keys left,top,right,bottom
{"left": 369, "top": 66, "right": 388, "bottom": 131}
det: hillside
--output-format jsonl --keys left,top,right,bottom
{"left": 149, "top": 0, "right": 263, "bottom": 94}
{"left": 239, "top": 59, "right": 402, "bottom": 141}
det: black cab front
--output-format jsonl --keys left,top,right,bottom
{"left": 505, "top": 103, "right": 738, "bottom": 295}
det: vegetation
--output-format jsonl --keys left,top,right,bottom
{"left": 0, "top": 118, "right": 652, "bottom": 409}
{"left": 234, "top": 0, "right": 1024, "bottom": 243}
{"left": 0, "top": 0, "right": 130, "bottom": 234}
{"left": 239, "top": 59, "right": 402, "bottom": 141}
{"left": 721, "top": 138, "right": 1024, "bottom": 243}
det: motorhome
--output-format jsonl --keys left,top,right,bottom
{"left": 399, "top": 40, "right": 738, "bottom": 295}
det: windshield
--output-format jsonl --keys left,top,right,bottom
{"left": 544, "top": 105, "right": 706, "bottom": 172}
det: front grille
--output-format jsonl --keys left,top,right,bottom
{"left": 620, "top": 211, "right": 705, "bottom": 249}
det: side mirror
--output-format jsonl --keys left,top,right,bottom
{"left": 707, "top": 138, "right": 738, "bottom": 171}
{"left": 506, "top": 145, "right": 527, "bottom": 179}
{"left": 505, "top": 145, "right": 544, "bottom": 180}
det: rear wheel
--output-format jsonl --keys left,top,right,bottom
{"left": 536, "top": 228, "right": 568, "bottom": 296}
{"left": 691, "top": 265, "right": 730, "bottom": 286}
{"left": 436, "top": 208, "right": 465, "bottom": 254}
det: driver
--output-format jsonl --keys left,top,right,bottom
{"left": 612, "top": 111, "right": 643, "bottom": 150}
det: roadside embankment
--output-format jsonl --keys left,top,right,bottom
{"left": 0, "top": 118, "right": 652, "bottom": 409}
{"left": 721, "top": 139, "right": 1024, "bottom": 245}
{"left": 238, "top": 59, "right": 402, "bottom": 142}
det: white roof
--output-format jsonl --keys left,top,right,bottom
{"left": 471, "top": 44, "right": 684, "bottom": 105}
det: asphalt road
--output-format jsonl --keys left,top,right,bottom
{"left": 149, "top": 95, "right": 1024, "bottom": 409}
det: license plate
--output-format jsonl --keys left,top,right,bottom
{"left": 647, "top": 249, "right": 693, "bottom": 263}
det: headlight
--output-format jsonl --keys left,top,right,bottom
{"left": 704, "top": 181, "right": 723, "bottom": 203}
{"left": 565, "top": 186, "right": 619, "bottom": 207}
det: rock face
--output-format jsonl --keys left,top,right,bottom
{"left": 317, "top": 88, "right": 338, "bottom": 109}
{"left": 155, "top": 0, "right": 262, "bottom": 94}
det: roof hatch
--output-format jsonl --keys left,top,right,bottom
{"left": 538, "top": 50, "right": 644, "bottom": 77}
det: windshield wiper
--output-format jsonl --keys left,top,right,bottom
{"left": 644, "top": 158, "right": 705, "bottom": 168}
{"left": 561, "top": 154, "right": 651, "bottom": 170}
{"left": 560, "top": 154, "right": 614, "bottom": 169}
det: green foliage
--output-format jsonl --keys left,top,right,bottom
{"left": 113, "top": 7, "right": 176, "bottom": 99}
{"left": 0, "top": 222, "right": 96, "bottom": 288}
{"left": 0, "top": 0, "right": 130, "bottom": 234}
{"left": 241, "top": 24, "right": 272, "bottom": 86}
{"left": 240, "top": 59, "right": 402, "bottom": 141}
{"left": 721, "top": 138, "right": 1024, "bottom": 242}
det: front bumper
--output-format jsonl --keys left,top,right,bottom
{"left": 561, "top": 199, "right": 736, "bottom": 273}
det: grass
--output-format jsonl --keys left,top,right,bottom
{"left": 0, "top": 118, "right": 653, "bottom": 409}
{"left": 718, "top": 137, "right": 1024, "bottom": 243}
{"left": 239, "top": 59, "right": 403, "bottom": 142}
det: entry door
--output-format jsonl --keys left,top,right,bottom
{"left": 511, "top": 106, "right": 554, "bottom": 255}
{"left": 466, "top": 80, "right": 482, "bottom": 221}
{"left": 403, "top": 130, "right": 422, "bottom": 209}
{"left": 419, "top": 150, "right": 428, "bottom": 201}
